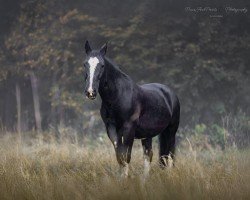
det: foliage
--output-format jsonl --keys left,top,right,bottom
{"left": 210, "top": 124, "right": 226, "bottom": 148}
{"left": 0, "top": 0, "right": 249, "bottom": 145}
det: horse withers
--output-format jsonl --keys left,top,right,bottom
{"left": 83, "top": 41, "right": 180, "bottom": 178}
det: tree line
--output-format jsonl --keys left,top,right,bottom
{"left": 0, "top": 0, "right": 249, "bottom": 146}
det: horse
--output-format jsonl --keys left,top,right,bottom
{"left": 83, "top": 41, "right": 180, "bottom": 178}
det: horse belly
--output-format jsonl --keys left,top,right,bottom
{"left": 135, "top": 112, "right": 170, "bottom": 138}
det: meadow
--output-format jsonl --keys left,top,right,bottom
{"left": 0, "top": 132, "right": 249, "bottom": 200}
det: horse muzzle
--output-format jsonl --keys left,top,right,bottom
{"left": 85, "top": 89, "right": 97, "bottom": 100}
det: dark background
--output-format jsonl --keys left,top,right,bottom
{"left": 0, "top": 0, "right": 249, "bottom": 148}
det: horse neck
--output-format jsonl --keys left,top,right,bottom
{"left": 99, "top": 58, "right": 131, "bottom": 103}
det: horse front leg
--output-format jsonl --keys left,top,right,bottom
{"left": 106, "top": 122, "right": 119, "bottom": 149}
{"left": 101, "top": 104, "right": 119, "bottom": 149}
{"left": 116, "top": 122, "right": 135, "bottom": 178}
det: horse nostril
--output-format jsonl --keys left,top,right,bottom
{"left": 85, "top": 89, "right": 96, "bottom": 99}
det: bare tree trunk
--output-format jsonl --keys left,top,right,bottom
{"left": 51, "top": 71, "right": 60, "bottom": 127}
{"left": 29, "top": 71, "right": 42, "bottom": 131}
{"left": 15, "top": 82, "right": 21, "bottom": 135}
{"left": 51, "top": 71, "right": 61, "bottom": 140}
{"left": 4, "top": 77, "right": 14, "bottom": 131}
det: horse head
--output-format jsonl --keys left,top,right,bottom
{"left": 83, "top": 40, "right": 107, "bottom": 100}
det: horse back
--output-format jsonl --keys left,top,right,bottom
{"left": 140, "top": 83, "right": 179, "bottom": 115}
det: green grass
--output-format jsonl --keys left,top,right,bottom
{"left": 0, "top": 133, "right": 249, "bottom": 200}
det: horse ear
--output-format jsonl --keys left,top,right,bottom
{"left": 85, "top": 40, "right": 92, "bottom": 54}
{"left": 100, "top": 42, "right": 107, "bottom": 56}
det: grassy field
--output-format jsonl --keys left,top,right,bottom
{"left": 0, "top": 133, "right": 249, "bottom": 200}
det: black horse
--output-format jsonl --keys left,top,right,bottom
{"left": 83, "top": 41, "right": 180, "bottom": 177}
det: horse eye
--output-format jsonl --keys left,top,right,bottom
{"left": 101, "top": 65, "right": 104, "bottom": 68}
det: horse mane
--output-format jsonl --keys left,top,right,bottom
{"left": 104, "top": 57, "right": 130, "bottom": 79}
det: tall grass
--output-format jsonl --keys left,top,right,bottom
{"left": 0, "top": 133, "right": 249, "bottom": 200}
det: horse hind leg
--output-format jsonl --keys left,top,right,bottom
{"left": 141, "top": 138, "right": 153, "bottom": 178}
{"left": 159, "top": 121, "right": 179, "bottom": 168}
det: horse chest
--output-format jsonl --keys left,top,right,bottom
{"left": 102, "top": 101, "right": 132, "bottom": 123}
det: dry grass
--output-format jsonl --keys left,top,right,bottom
{"left": 0, "top": 133, "right": 249, "bottom": 200}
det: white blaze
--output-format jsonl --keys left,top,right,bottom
{"left": 87, "top": 57, "right": 99, "bottom": 92}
